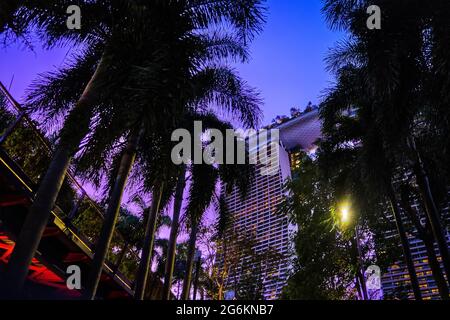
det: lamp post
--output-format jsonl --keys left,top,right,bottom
{"left": 339, "top": 202, "right": 369, "bottom": 300}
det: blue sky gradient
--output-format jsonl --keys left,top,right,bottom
{"left": 236, "top": 0, "right": 343, "bottom": 123}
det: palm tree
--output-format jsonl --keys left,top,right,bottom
{"left": 180, "top": 162, "right": 219, "bottom": 300}
{"left": 130, "top": 131, "right": 182, "bottom": 300}
{"left": 0, "top": 1, "right": 69, "bottom": 44}
{"left": 161, "top": 115, "right": 220, "bottom": 300}
{"left": 113, "top": 208, "right": 145, "bottom": 275}
{"left": 77, "top": 60, "right": 262, "bottom": 299}
{"left": 84, "top": 30, "right": 263, "bottom": 299}
{"left": 1, "top": 0, "right": 194, "bottom": 296}
{"left": 181, "top": 144, "right": 254, "bottom": 300}
{"left": 133, "top": 184, "right": 165, "bottom": 300}
{"left": 83, "top": 124, "right": 146, "bottom": 299}
{"left": 69, "top": 60, "right": 261, "bottom": 298}
{"left": 2, "top": 0, "right": 266, "bottom": 297}
{"left": 319, "top": 65, "right": 423, "bottom": 299}
{"left": 124, "top": 193, "right": 172, "bottom": 300}
{"left": 162, "top": 165, "right": 187, "bottom": 300}
{"left": 322, "top": 0, "right": 450, "bottom": 293}
{"left": 318, "top": 60, "right": 450, "bottom": 299}
{"left": 399, "top": 184, "right": 450, "bottom": 299}
{"left": 146, "top": 238, "right": 169, "bottom": 300}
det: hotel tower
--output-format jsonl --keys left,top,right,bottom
{"left": 218, "top": 109, "right": 322, "bottom": 300}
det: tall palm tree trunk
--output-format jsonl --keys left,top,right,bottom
{"left": 192, "top": 254, "right": 201, "bottom": 300}
{"left": 415, "top": 174, "right": 450, "bottom": 287}
{"left": 422, "top": 234, "right": 449, "bottom": 299}
{"left": 355, "top": 275, "right": 363, "bottom": 300}
{"left": 134, "top": 184, "right": 164, "bottom": 300}
{"left": 409, "top": 138, "right": 450, "bottom": 287}
{"left": 1, "top": 147, "right": 73, "bottom": 298}
{"left": 181, "top": 221, "right": 198, "bottom": 300}
{"left": 147, "top": 273, "right": 158, "bottom": 299}
{"left": 162, "top": 165, "right": 186, "bottom": 300}
{"left": 84, "top": 126, "right": 143, "bottom": 300}
{"left": 400, "top": 188, "right": 449, "bottom": 299}
{"left": 1, "top": 57, "right": 107, "bottom": 297}
{"left": 387, "top": 184, "right": 422, "bottom": 300}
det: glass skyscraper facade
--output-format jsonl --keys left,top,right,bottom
{"left": 381, "top": 202, "right": 450, "bottom": 300}
{"left": 218, "top": 109, "right": 322, "bottom": 299}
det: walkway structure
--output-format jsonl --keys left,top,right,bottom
{"left": 0, "top": 82, "right": 138, "bottom": 299}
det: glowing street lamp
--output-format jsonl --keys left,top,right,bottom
{"left": 338, "top": 200, "right": 369, "bottom": 300}
{"left": 339, "top": 203, "right": 351, "bottom": 226}
{"left": 341, "top": 207, "right": 350, "bottom": 223}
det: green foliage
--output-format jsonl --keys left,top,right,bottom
{"left": 321, "top": 0, "right": 450, "bottom": 195}
{"left": 71, "top": 204, "right": 103, "bottom": 244}
{"left": 318, "top": 0, "right": 450, "bottom": 300}
{"left": 2, "top": 0, "right": 267, "bottom": 298}
{"left": 212, "top": 227, "right": 281, "bottom": 300}
{"left": 280, "top": 155, "right": 357, "bottom": 300}
{"left": 116, "top": 208, "right": 144, "bottom": 248}
{"left": 233, "top": 241, "right": 280, "bottom": 300}
{"left": 0, "top": 94, "right": 11, "bottom": 126}
{"left": 0, "top": 105, "right": 50, "bottom": 183}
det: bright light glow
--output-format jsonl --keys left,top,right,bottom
{"left": 340, "top": 206, "right": 350, "bottom": 224}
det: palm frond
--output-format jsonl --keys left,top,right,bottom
{"left": 191, "top": 66, "right": 262, "bottom": 128}
{"left": 187, "top": 0, "right": 267, "bottom": 42}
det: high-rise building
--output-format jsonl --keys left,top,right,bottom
{"left": 216, "top": 105, "right": 450, "bottom": 300}
{"left": 218, "top": 109, "right": 322, "bottom": 300}
{"left": 381, "top": 200, "right": 450, "bottom": 300}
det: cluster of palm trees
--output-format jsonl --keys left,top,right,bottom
{"left": 317, "top": 0, "right": 450, "bottom": 299}
{"left": 0, "top": 0, "right": 266, "bottom": 300}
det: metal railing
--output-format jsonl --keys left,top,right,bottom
{"left": 0, "top": 81, "right": 140, "bottom": 291}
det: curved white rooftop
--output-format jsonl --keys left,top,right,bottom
{"left": 276, "top": 109, "right": 322, "bottom": 152}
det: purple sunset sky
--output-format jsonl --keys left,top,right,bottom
{"left": 0, "top": 0, "right": 343, "bottom": 125}
{"left": 0, "top": 1, "right": 344, "bottom": 234}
